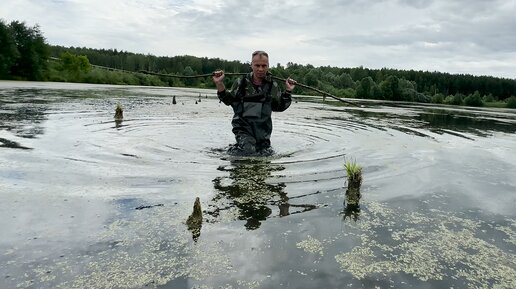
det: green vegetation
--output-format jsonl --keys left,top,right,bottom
{"left": 344, "top": 159, "right": 363, "bottom": 217}
{"left": 506, "top": 96, "right": 516, "bottom": 109}
{"left": 1, "top": 18, "right": 515, "bottom": 108}
{"left": 463, "top": 91, "right": 483, "bottom": 107}
{"left": 0, "top": 20, "right": 48, "bottom": 80}
{"left": 344, "top": 159, "right": 362, "bottom": 184}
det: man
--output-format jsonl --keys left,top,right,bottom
{"left": 213, "top": 50, "right": 296, "bottom": 155}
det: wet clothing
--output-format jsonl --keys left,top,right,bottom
{"left": 217, "top": 72, "right": 292, "bottom": 155}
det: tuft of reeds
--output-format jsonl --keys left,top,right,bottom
{"left": 344, "top": 159, "right": 362, "bottom": 188}
{"left": 344, "top": 159, "right": 363, "bottom": 210}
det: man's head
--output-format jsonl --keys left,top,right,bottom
{"left": 251, "top": 50, "right": 269, "bottom": 80}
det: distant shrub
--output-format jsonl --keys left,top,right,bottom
{"left": 506, "top": 96, "right": 516, "bottom": 109}
{"left": 482, "top": 93, "right": 495, "bottom": 103}
{"left": 414, "top": 92, "right": 431, "bottom": 103}
{"left": 400, "top": 89, "right": 416, "bottom": 101}
{"left": 345, "top": 88, "right": 357, "bottom": 98}
{"left": 464, "top": 91, "right": 483, "bottom": 107}
{"left": 444, "top": 93, "right": 463, "bottom": 105}
{"left": 431, "top": 93, "right": 445, "bottom": 103}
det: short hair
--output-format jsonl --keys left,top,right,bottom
{"left": 252, "top": 50, "right": 269, "bottom": 58}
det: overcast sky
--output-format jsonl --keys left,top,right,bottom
{"left": 2, "top": 0, "right": 516, "bottom": 78}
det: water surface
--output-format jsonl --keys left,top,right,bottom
{"left": 1, "top": 81, "right": 515, "bottom": 289}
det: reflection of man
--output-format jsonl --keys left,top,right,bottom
{"left": 210, "top": 159, "right": 316, "bottom": 230}
{"left": 211, "top": 159, "right": 284, "bottom": 230}
{"left": 213, "top": 51, "right": 296, "bottom": 155}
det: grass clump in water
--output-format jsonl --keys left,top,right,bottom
{"left": 344, "top": 159, "right": 362, "bottom": 188}
{"left": 343, "top": 159, "right": 363, "bottom": 221}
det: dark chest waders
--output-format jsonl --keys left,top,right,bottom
{"left": 235, "top": 75, "right": 273, "bottom": 117}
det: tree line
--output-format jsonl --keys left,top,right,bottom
{"left": 0, "top": 20, "right": 48, "bottom": 80}
{"left": 1, "top": 19, "right": 515, "bottom": 108}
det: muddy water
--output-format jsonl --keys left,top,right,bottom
{"left": 1, "top": 81, "right": 515, "bottom": 289}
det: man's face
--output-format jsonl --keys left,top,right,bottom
{"left": 251, "top": 55, "right": 269, "bottom": 79}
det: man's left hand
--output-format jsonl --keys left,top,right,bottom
{"left": 286, "top": 78, "right": 297, "bottom": 92}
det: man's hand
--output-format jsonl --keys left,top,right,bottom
{"left": 286, "top": 77, "right": 297, "bottom": 92}
{"left": 213, "top": 70, "right": 226, "bottom": 92}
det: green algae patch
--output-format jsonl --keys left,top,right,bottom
{"left": 333, "top": 201, "right": 516, "bottom": 288}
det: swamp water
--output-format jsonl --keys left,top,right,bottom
{"left": 0, "top": 81, "right": 515, "bottom": 289}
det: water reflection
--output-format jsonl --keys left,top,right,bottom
{"left": 335, "top": 106, "right": 516, "bottom": 138}
{"left": 114, "top": 118, "right": 123, "bottom": 128}
{"left": 342, "top": 203, "right": 360, "bottom": 222}
{"left": 0, "top": 89, "right": 49, "bottom": 140}
{"left": 0, "top": 137, "right": 32, "bottom": 149}
{"left": 210, "top": 158, "right": 316, "bottom": 230}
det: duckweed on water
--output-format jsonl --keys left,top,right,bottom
{"left": 331, "top": 201, "right": 515, "bottom": 288}
{"left": 13, "top": 204, "right": 235, "bottom": 289}
{"left": 296, "top": 235, "right": 324, "bottom": 257}
{"left": 9, "top": 197, "right": 515, "bottom": 289}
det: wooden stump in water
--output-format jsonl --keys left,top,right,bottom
{"left": 186, "top": 197, "right": 203, "bottom": 241}
{"left": 114, "top": 104, "right": 123, "bottom": 120}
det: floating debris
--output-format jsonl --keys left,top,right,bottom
{"left": 135, "top": 204, "right": 164, "bottom": 210}
{"left": 0, "top": 137, "right": 32, "bottom": 150}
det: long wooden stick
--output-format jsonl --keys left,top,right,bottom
{"left": 268, "top": 75, "right": 361, "bottom": 107}
{"left": 50, "top": 58, "right": 360, "bottom": 106}
{"left": 139, "top": 70, "right": 247, "bottom": 78}
{"left": 139, "top": 70, "right": 361, "bottom": 107}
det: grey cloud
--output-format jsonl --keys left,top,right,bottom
{"left": 1, "top": 0, "right": 515, "bottom": 77}
{"left": 303, "top": 0, "right": 516, "bottom": 55}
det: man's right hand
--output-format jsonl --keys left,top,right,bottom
{"left": 212, "top": 70, "right": 225, "bottom": 84}
{"left": 213, "top": 70, "right": 226, "bottom": 92}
